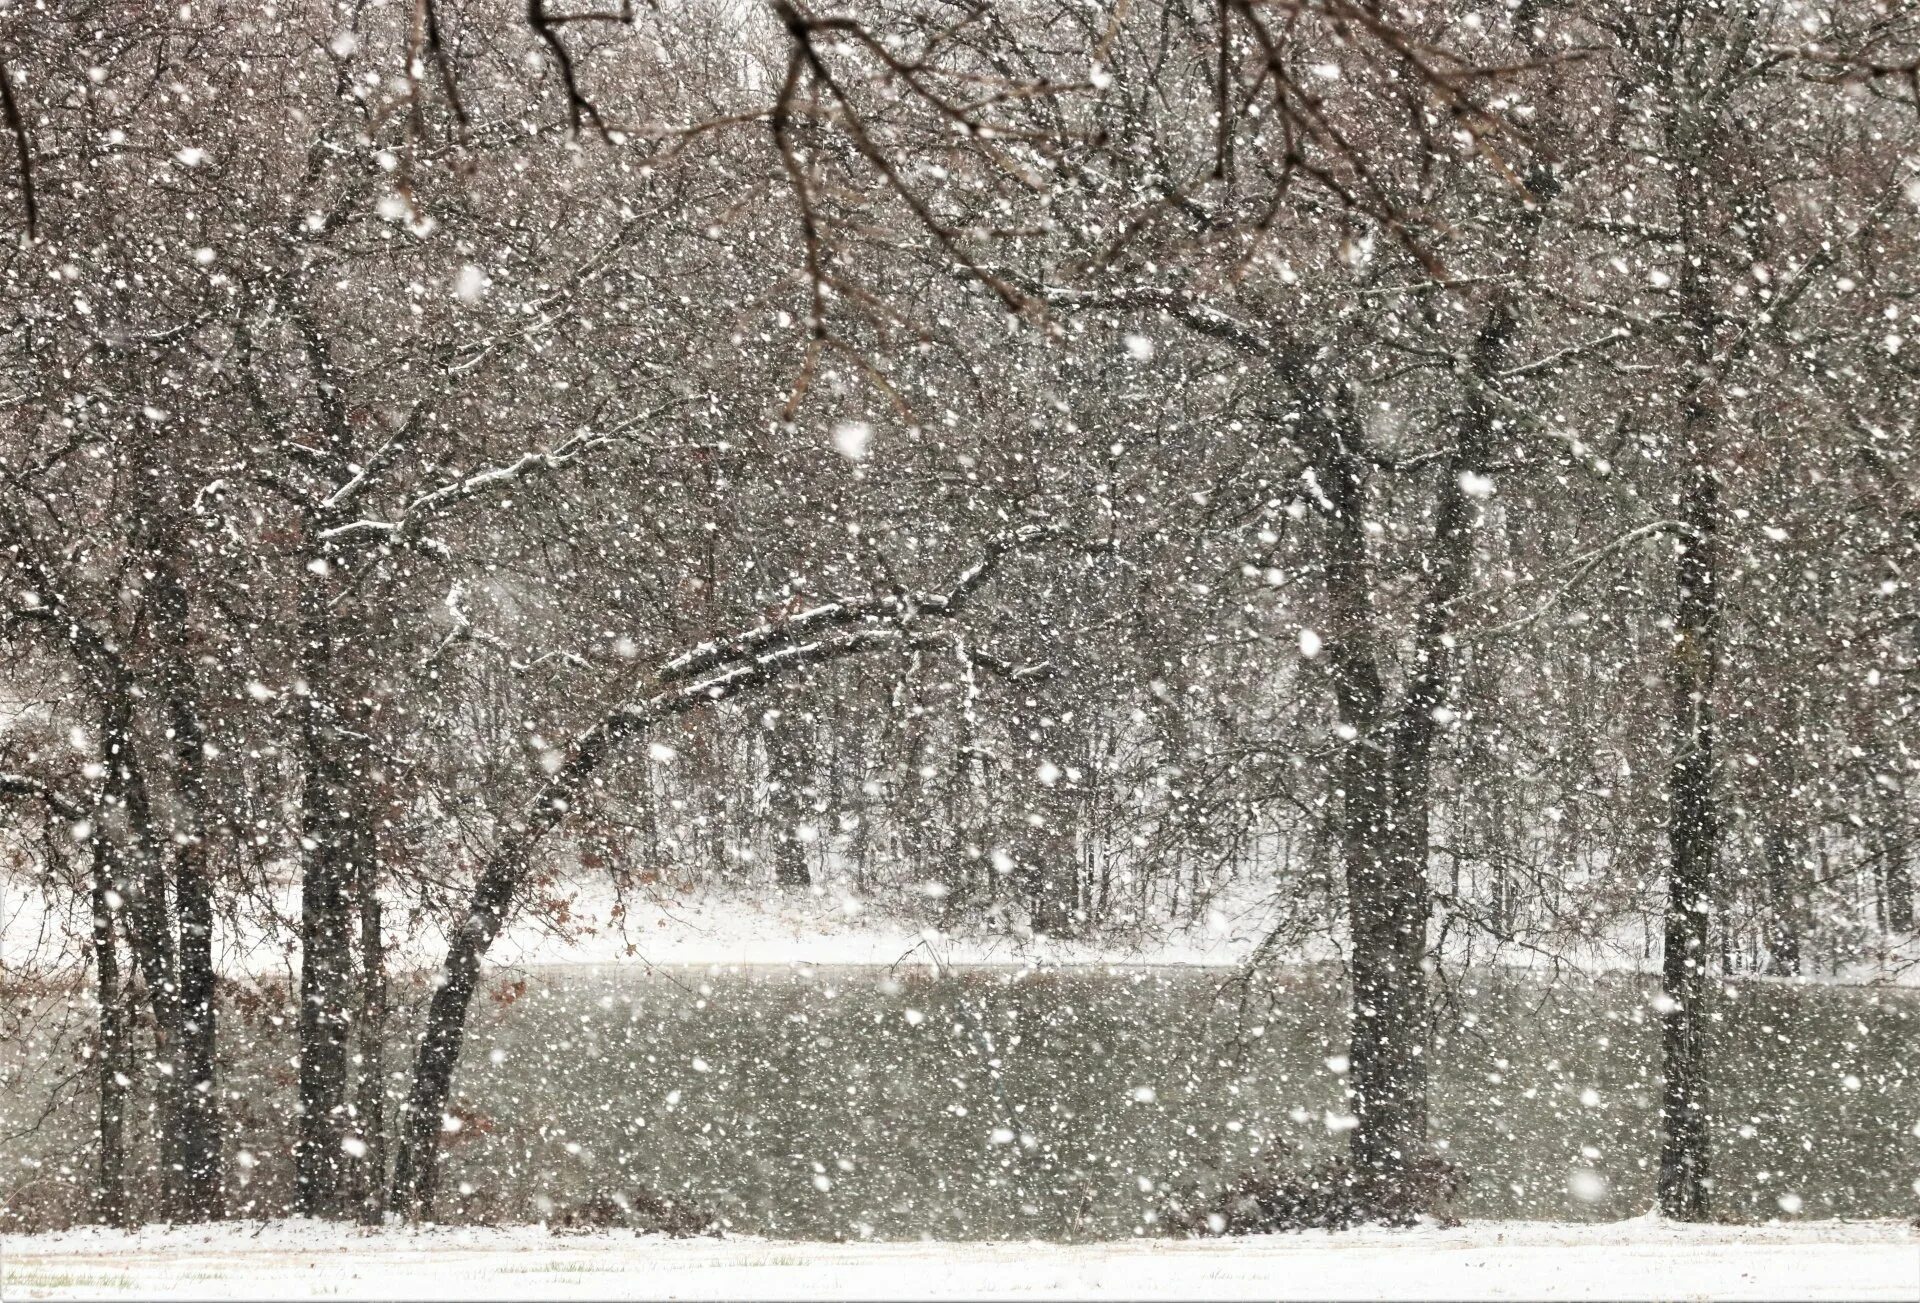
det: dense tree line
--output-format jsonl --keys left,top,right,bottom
{"left": 0, "top": 0, "right": 1915, "bottom": 1230}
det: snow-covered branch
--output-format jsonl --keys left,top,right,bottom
{"left": 659, "top": 521, "right": 1060, "bottom": 685}
{"left": 318, "top": 404, "right": 677, "bottom": 547}
{"left": 0, "top": 772, "right": 84, "bottom": 822}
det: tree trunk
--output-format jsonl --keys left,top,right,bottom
{"left": 88, "top": 827, "right": 133, "bottom": 1228}
{"left": 766, "top": 703, "right": 814, "bottom": 889}
{"left": 1658, "top": 416, "right": 1719, "bottom": 1222}
{"left": 1761, "top": 824, "right": 1804, "bottom": 976}
{"left": 1886, "top": 850, "right": 1915, "bottom": 935}
{"left": 143, "top": 518, "right": 224, "bottom": 1222}
{"left": 1879, "top": 771, "right": 1913, "bottom": 934}
{"left": 163, "top": 687, "right": 223, "bottom": 1222}
{"left": 389, "top": 818, "right": 540, "bottom": 1219}
{"left": 1316, "top": 305, "right": 1502, "bottom": 1209}
{"left": 351, "top": 836, "right": 390, "bottom": 1223}
{"left": 97, "top": 692, "right": 196, "bottom": 1222}
{"left": 391, "top": 700, "right": 649, "bottom": 1218}
{"left": 1657, "top": 145, "right": 1726, "bottom": 1215}
{"left": 293, "top": 567, "right": 361, "bottom": 1218}
{"left": 388, "top": 540, "right": 1043, "bottom": 1218}
{"left": 1012, "top": 689, "right": 1075, "bottom": 936}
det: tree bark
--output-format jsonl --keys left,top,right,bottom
{"left": 293, "top": 570, "right": 362, "bottom": 1218}
{"left": 163, "top": 685, "right": 222, "bottom": 1222}
{"left": 1658, "top": 451, "right": 1717, "bottom": 1220}
{"left": 351, "top": 836, "right": 391, "bottom": 1223}
{"left": 88, "top": 832, "right": 134, "bottom": 1227}
{"left": 94, "top": 690, "right": 202, "bottom": 1222}
{"left": 1761, "top": 824, "right": 1804, "bottom": 976}
{"left": 1314, "top": 308, "right": 1503, "bottom": 1209}
{"left": 1658, "top": 147, "right": 1724, "bottom": 1218}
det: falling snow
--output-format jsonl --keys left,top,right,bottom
{"left": 0, "top": 1, "right": 1916, "bottom": 1298}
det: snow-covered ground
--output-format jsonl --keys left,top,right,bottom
{"left": 1, "top": 1216, "right": 1913, "bottom": 1300}
{"left": 6, "top": 865, "right": 1917, "bottom": 983}
{"left": 480, "top": 880, "right": 1281, "bottom": 970}
{"left": 0, "top": 871, "right": 1283, "bottom": 977}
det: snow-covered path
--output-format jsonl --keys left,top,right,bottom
{"left": 1, "top": 1216, "right": 1913, "bottom": 1300}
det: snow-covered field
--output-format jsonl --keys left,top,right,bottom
{"left": 1, "top": 1216, "right": 1913, "bottom": 1300}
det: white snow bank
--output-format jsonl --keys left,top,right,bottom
{"left": 480, "top": 880, "right": 1276, "bottom": 970}
{"left": 2, "top": 1216, "right": 1914, "bottom": 1300}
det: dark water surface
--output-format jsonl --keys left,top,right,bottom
{"left": 3, "top": 963, "right": 1914, "bottom": 1236}
{"left": 437, "top": 963, "right": 1918, "bottom": 1238}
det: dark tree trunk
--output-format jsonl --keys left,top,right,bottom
{"left": 1658, "top": 406, "right": 1719, "bottom": 1223}
{"left": 1887, "top": 851, "right": 1915, "bottom": 935}
{"left": 0, "top": 500, "right": 209, "bottom": 1220}
{"left": 294, "top": 697, "right": 361, "bottom": 1215}
{"left": 1312, "top": 393, "right": 1419, "bottom": 1190}
{"left": 164, "top": 688, "right": 223, "bottom": 1222}
{"left": 1338, "top": 744, "right": 1433, "bottom": 1196}
{"left": 1761, "top": 824, "right": 1804, "bottom": 976}
{"left": 1658, "top": 157, "right": 1725, "bottom": 1216}
{"left": 88, "top": 827, "right": 133, "bottom": 1228}
{"left": 1758, "top": 679, "right": 1806, "bottom": 976}
{"left": 389, "top": 818, "right": 542, "bottom": 1219}
{"left": 143, "top": 537, "right": 224, "bottom": 1223}
{"left": 97, "top": 692, "right": 197, "bottom": 1222}
{"left": 391, "top": 699, "right": 650, "bottom": 1219}
{"left": 350, "top": 838, "right": 390, "bottom": 1223}
{"left": 1314, "top": 308, "right": 1502, "bottom": 1209}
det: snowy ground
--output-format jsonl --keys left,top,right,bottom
{"left": 0, "top": 872, "right": 1283, "bottom": 977}
{"left": 9, "top": 868, "right": 1918, "bottom": 984}
{"left": 1, "top": 1216, "right": 1914, "bottom": 1300}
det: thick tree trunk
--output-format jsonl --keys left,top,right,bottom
{"left": 96, "top": 693, "right": 198, "bottom": 1222}
{"left": 350, "top": 842, "right": 390, "bottom": 1223}
{"left": 147, "top": 544, "right": 223, "bottom": 1223}
{"left": 1657, "top": 144, "right": 1726, "bottom": 1213}
{"left": 1317, "top": 310, "right": 1501, "bottom": 1210}
{"left": 1340, "top": 748, "right": 1432, "bottom": 1194}
{"left": 88, "top": 829, "right": 133, "bottom": 1228}
{"left": 294, "top": 706, "right": 361, "bottom": 1214}
{"left": 164, "top": 690, "right": 223, "bottom": 1222}
{"left": 1658, "top": 429, "right": 1719, "bottom": 1222}
{"left": 295, "top": 814, "right": 355, "bottom": 1217}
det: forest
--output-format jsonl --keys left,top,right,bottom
{"left": 0, "top": 0, "right": 1916, "bottom": 1263}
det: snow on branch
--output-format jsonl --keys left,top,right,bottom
{"left": 659, "top": 521, "right": 1060, "bottom": 685}
{"left": 457, "top": 520, "right": 1061, "bottom": 932}
{"left": 0, "top": 772, "right": 84, "bottom": 822}
{"left": 1466, "top": 520, "right": 1695, "bottom": 638}
{"left": 319, "top": 430, "right": 609, "bottom": 546}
